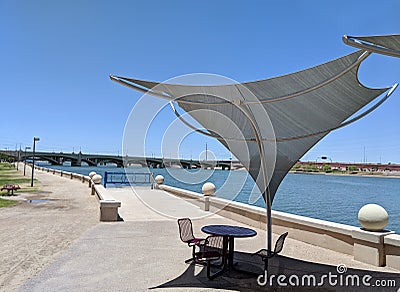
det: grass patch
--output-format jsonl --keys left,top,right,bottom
{"left": 0, "top": 162, "right": 15, "bottom": 171}
{"left": 0, "top": 197, "right": 17, "bottom": 208}
{"left": 0, "top": 163, "right": 40, "bottom": 196}
{"left": 0, "top": 175, "right": 32, "bottom": 185}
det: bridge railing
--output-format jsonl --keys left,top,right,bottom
{"left": 103, "top": 172, "right": 154, "bottom": 188}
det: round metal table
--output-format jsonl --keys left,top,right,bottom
{"left": 201, "top": 225, "right": 257, "bottom": 271}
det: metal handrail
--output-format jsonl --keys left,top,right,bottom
{"left": 104, "top": 172, "right": 154, "bottom": 188}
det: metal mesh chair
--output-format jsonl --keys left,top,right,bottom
{"left": 195, "top": 235, "right": 224, "bottom": 279}
{"left": 177, "top": 218, "right": 206, "bottom": 263}
{"left": 253, "top": 232, "right": 288, "bottom": 272}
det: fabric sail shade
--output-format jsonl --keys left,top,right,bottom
{"left": 111, "top": 34, "right": 399, "bottom": 251}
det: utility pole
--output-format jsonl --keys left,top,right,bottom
{"left": 31, "top": 137, "right": 40, "bottom": 187}
{"left": 17, "top": 144, "right": 21, "bottom": 170}
{"left": 363, "top": 146, "right": 366, "bottom": 163}
{"left": 24, "top": 146, "right": 31, "bottom": 176}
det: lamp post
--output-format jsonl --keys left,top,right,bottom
{"left": 30, "top": 137, "right": 40, "bottom": 187}
{"left": 16, "top": 151, "right": 19, "bottom": 170}
{"left": 24, "top": 146, "right": 31, "bottom": 176}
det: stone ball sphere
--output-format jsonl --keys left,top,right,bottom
{"left": 92, "top": 174, "right": 103, "bottom": 184}
{"left": 88, "top": 171, "right": 97, "bottom": 178}
{"left": 155, "top": 175, "right": 164, "bottom": 185}
{"left": 202, "top": 182, "right": 216, "bottom": 196}
{"left": 358, "top": 204, "right": 389, "bottom": 231}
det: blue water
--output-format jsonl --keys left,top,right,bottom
{"left": 42, "top": 164, "right": 400, "bottom": 232}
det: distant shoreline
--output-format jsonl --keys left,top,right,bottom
{"left": 290, "top": 170, "right": 400, "bottom": 179}
{"left": 39, "top": 162, "right": 400, "bottom": 179}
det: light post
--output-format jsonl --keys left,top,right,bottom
{"left": 16, "top": 145, "right": 21, "bottom": 171}
{"left": 30, "top": 137, "right": 40, "bottom": 187}
{"left": 18, "top": 144, "right": 22, "bottom": 170}
{"left": 24, "top": 146, "right": 31, "bottom": 176}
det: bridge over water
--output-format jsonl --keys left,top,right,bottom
{"left": 1, "top": 150, "right": 242, "bottom": 170}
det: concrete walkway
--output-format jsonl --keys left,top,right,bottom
{"left": 20, "top": 184, "right": 400, "bottom": 291}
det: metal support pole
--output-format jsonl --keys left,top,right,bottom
{"left": 237, "top": 103, "right": 272, "bottom": 254}
{"left": 264, "top": 188, "right": 272, "bottom": 253}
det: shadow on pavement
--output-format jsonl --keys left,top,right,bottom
{"left": 151, "top": 251, "right": 400, "bottom": 291}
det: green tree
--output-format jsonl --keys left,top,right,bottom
{"left": 322, "top": 164, "right": 331, "bottom": 172}
{"left": 348, "top": 166, "right": 358, "bottom": 172}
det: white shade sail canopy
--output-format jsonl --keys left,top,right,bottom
{"left": 111, "top": 37, "right": 399, "bottom": 203}
{"left": 111, "top": 34, "right": 399, "bottom": 253}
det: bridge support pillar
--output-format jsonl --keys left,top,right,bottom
{"left": 71, "top": 160, "right": 81, "bottom": 167}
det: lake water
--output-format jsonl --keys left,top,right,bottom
{"left": 42, "top": 164, "right": 400, "bottom": 233}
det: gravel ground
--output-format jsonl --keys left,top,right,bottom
{"left": 0, "top": 165, "right": 98, "bottom": 291}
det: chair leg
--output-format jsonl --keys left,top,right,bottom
{"left": 207, "top": 260, "right": 224, "bottom": 280}
{"left": 185, "top": 258, "right": 206, "bottom": 264}
{"left": 185, "top": 245, "right": 206, "bottom": 265}
{"left": 185, "top": 245, "right": 196, "bottom": 263}
{"left": 185, "top": 257, "right": 194, "bottom": 263}
{"left": 211, "top": 258, "right": 224, "bottom": 268}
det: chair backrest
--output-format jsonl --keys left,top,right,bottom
{"left": 177, "top": 218, "right": 195, "bottom": 243}
{"left": 204, "top": 235, "right": 224, "bottom": 254}
{"left": 273, "top": 232, "right": 288, "bottom": 254}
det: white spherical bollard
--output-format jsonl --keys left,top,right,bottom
{"left": 155, "top": 175, "right": 164, "bottom": 185}
{"left": 92, "top": 174, "right": 103, "bottom": 185}
{"left": 202, "top": 182, "right": 216, "bottom": 196}
{"left": 89, "top": 171, "right": 97, "bottom": 179}
{"left": 358, "top": 204, "right": 389, "bottom": 231}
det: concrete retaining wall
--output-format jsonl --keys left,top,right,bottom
{"left": 384, "top": 234, "right": 400, "bottom": 270}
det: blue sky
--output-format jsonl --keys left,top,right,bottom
{"left": 1, "top": 1, "right": 399, "bottom": 163}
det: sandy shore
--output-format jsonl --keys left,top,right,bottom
{"left": 0, "top": 164, "right": 98, "bottom": 291}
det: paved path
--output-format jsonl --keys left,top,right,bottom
{"left": 20, "top": 184, "right": 400, "bottom": 291}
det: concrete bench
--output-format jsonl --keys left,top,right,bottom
{"left": 92, "top": 184, "right": 121, "bottom": 222}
